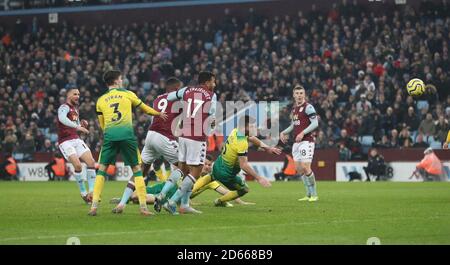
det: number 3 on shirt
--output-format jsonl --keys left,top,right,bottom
{"left": 110, "top": 103, "right": 122, "bottom": 122}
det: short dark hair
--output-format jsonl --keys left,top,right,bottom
{"left": 205, "top": 154, "right": 214, "bottom": 161}
{"left": 198, "top": 71, "right": 215, "bottom": 85}
{"left": 66, "top": 87, "right": 79, "bottom": 95}
{"left": 166, "top": 77, "right": 182, "bottom": 90}
{"left": 103, "top": 70, "right": 122, "bottom": 86}
{"left": 239, "top": 115, "right": 256, "bottom": 128}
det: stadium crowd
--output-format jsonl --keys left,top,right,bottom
{"left": 0, "top": 0, "right": 449, "bottom": 161}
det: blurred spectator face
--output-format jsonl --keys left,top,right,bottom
{"left": 426, "top": 113, "right": 433, "bottom": 121}
{"left": 340, "top": 129, "right": 348, "bottom": 138}
{"left": 408, "top": 107, "right": 414, "bottom": 116}
{"left": 387, "top": 107, "right": 393, "bottom": 115}
{"left": 25, "top": 133, "right": 33, "bottom": 140}
{"left": 370, "top": 149, "right": 378, "bottom": 157}
{"left": 391, "top": 129, "right": 398, "bottom": 139}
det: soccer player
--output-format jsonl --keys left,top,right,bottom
{"left": 111, "top": 77, "right": 183, "bottom": 214}
{"left": 57, "top": 88, "right": 96, "bottom": 203}
{"left": 156, "top": 71, "right": 217, "bottom": 214}
{"left": 88, "top": 70, "right": 167, "bottom": 216}
{"left": 192, "top": 115, "right": 281, "bottom": 207}
{"left": 190, "top": 154, "right": 255, "bottom": 207}
{"left": 443, "top": 130, "right": 450, "bottom": 149}
{"left": 280, "top": 85, "right": 320, "bottom": 202}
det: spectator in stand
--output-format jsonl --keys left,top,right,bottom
{"left": 40, "top": 139, "right": 55, "bottom": 153}
{"left": 389, "top": 129, "right": 400, "bottom": 148}
{"left": 403, "top": 107, "right": 421, "bottom": 132}
{"left": 413, "top": 133, "right": 430, "bottom": 148}
{"left": 398, "top": 124, "right": 413, "bottom": 147}
{"left": 0, "top": 2, "right": 449, "bottom": 156}
{"left": 434, "top": 115, "right": 449, "bottom": 143}
{"left": 419, "top": 113, "right": 437, "bottom": 138}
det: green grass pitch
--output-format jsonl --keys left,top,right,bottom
{"left": 0, "top": 181, "right": 449, "bottom": 245}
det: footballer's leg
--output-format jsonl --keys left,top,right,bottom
{"left": 89, "top": 164, "right": 107, "bottom": 216}
{"left": 215, "top": 179, "right": 249, "bottom": 206}
{"left": 176, "top": 140, "right": 206, "bottom": 214}
{"left": 214, "top": 185, "right": 255, "bottom": 206}
{"left": 124, "top": 139, "right": 153, "bottom": 216}
{"left": 191, "top": 174, "right": 213, "bottom": 199}
{"left": 114, "top": 140, "right": 156, "bottom": 214}
{"left": 79, "top": 147, "right": 96, "bottom": 202}
{"left": 302, "top": 161, "right": 318, "bottom": 202}
{"left": 295, "top": 161, "right": 310, "bottom": 201}
{"left": 67, "top": 154, "right": 89, "bottom": 203}
{"left": 89, "top": 140, "right": 117, "bottom": 216}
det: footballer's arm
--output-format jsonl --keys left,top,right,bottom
{"left": 248, "top": 136, "right": 282, "bottom": 155}
{"left": 280, "top": 121, "right": 294, "bottom": 143}
{"left": 238, "top": 156, "right": 271, "bottom": 187}
{"left": 58, "top": 104, "right": 89, "bottom": 134}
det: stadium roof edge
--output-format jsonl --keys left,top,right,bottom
{"left": 0, "top": 0, "right": 273, "bottom": 17}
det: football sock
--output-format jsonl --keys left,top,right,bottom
{"left": 160, "top": 169, "right": 183, "bottom": 200}
{"left": 91, "top": 171, "right": 106, "bottom": 209}
{"left": 218, "top": 190, "right": 240, "bottom": 203}
{"left": 191, "top": 174, "right": 212, "bottom": 198}
{"left": 169, "top": 174, "right": 194, "bottom": 205}
{"left": 305, "top": 172, "right": 317, "bottom": 197}
{"left": 118, "top": 181, "right": 135, "bottom": 207}
{"left": 181, "top": 191, "right": 192, "bottom": 208}
{"left": 86, "top": 168, "right": 96, "bottom": 193}
{"left": 155, "top": 168, "right": 165, "bottom": 181}
{"left": 165, "top": 169, "right": 171, "bottom": 181}
{"left": 301, "top": 175, "right": 311, "bottom": 197}
{"left": 74, "top": 170, "right": 87, "bottom": 196}
{"left": 133, "top": 171, "right": 147, "bottom": 209}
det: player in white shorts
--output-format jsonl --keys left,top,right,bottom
{"left": 158, "top": 71, "right": 217, "bottom": 215}
{"left": 112, "top": 77, "right": 183, "bottom": 213}
{"left": 280, "top": 85, "right": 319, "bottom": 202}
{"left": 57, "top": 88, "right": 96, "bottom": 203}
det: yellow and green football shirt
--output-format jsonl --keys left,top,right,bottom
{"left": 96, "top": 88, "right": 142, "bottom": 141}
{"left": 221, "top": 128, "right": 249, "bottom": 168}
{"left": 212, "top": 128, "right": 249, "bottom": 189}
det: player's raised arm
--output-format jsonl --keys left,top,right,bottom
{"left": 167, "top": 86, "right": 187, "bottom": 102}
{"left": 58, "top": 104, "right": 89, "bottom": 134}
{"left": 295, "top": 104, "right": 319, "bottom": 142}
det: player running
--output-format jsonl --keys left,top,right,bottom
{"left": 155, "top": 71, "right": 217, "bottom": 214}
{"left": 88, "top": 70, "right": 167, "bottom": 216}
{"left": 280, "top": 85, "right": 319, "bottom": 202}
{"left": 57, "top": 88, "right": 96, "bottom": 203}
{"left": 111, "top": 77, "right": 183, "bottom": 214}
{"left": 191, "top": 115, "right": 281, "bottom": 207}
